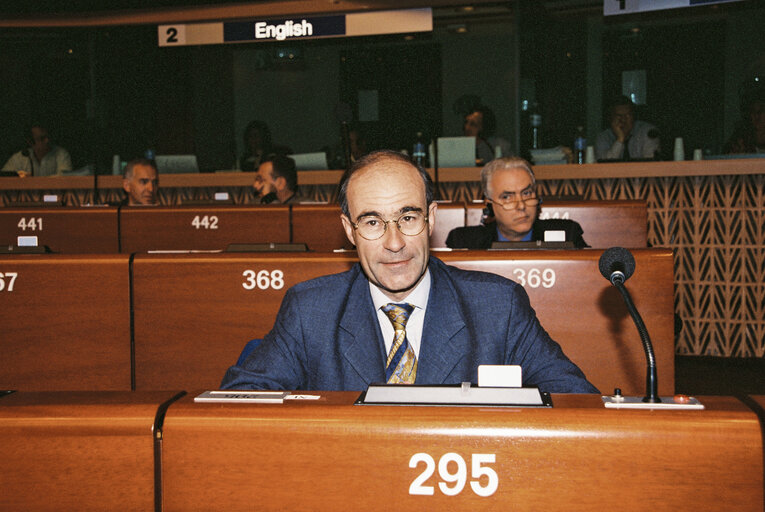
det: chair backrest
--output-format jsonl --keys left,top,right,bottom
{"left": 236, "top": 339, "right": 263, "bottom": 367}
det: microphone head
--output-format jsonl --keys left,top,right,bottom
{"left": 599, "top": 247, "right": 636, "bottom": 284}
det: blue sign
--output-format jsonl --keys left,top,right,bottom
{"left": 224, "top": 15, "right": 346, "bottom": 43}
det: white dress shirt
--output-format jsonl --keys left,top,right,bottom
{"left": 369, "top": 269, "right": 431, "bottom": 358}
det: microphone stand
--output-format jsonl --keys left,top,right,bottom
{"left": 612, "top": 278, "right": 660, "bottom": 403}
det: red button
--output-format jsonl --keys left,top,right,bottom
{"left": 673, "top": 394, "right": 691, "bottom": 404}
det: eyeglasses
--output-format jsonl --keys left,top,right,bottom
{"left": 350, "top": 211, "right": 429, "bottom": 240}
{"left": 489, "top": 190, "right": 539, "bottom": 211}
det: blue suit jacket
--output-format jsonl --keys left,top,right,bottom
{"left": 221, "top": 256, "right": 597, "bottom": 393}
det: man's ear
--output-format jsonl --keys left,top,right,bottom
{"left": 274, "top": 175, "right": 287, "bottom": 191}
{"left": 122, "top": 179, "right": 130, "bottom": 194}
{"left": 426, "top": 202, "right": 438, "bottom": 236}
{"left": 340, "top": 214, "right": 356, "bottom": 247}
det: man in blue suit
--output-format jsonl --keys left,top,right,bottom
{"left": 221, "top": 150, "right": 597, "bottom": 393}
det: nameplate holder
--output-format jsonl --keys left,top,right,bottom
{"left": 602, "top": 395, "right": 704, "bottom": 410}
{"left": 214, "top": 192, "right": 230, "bottom": 201}
{"left": 43, "top": 194, "right": 59, "bottom": 203}
{"left": 194, "top": 390, "right": 290, "bottom": 403}
{"left": 477, "top": 364, "right": 522, "bottom": 387}
{"left": 17, "top": 236, "right": 39, "bottom": 247}
{"left": 357, "top": 384, "right": 551, "bottom": 407}
{"left": 543, "top": 230, "right": 566, "bottom": 242}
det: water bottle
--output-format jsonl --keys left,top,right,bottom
{"left": 412, "top": 131, "right": 428, "bottom": 168}
{"left": 574, "top": 126, "right": 586, "bottom": 164}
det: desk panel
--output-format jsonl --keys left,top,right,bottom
{"left": 439, "top": 249, "right": 674, "bottom": 395}
{"left": 431, "top": 202, "right": 466, "bottom": 248}
{"left": 0, "top": 390, "right": 180, "bottom": 511}
{"left": 132, "top": 249, "right": 672, "bottom": 395}
{"left": 161, "top": 393, "right": 763, "bottom": 511}
{"left": 0, "top": 254, "right": 131, "bottom": 390}
{"left": 291, "top": 204, "right": 353, "bottom": 251}
{"left": 466, "top": 200, "right": 648, "bottom": 248}
{"left": 131, "top": 253, "right": 357, "bottom": 389}
{"left": 119, "top": 205, "right": 290, "bottom": 253}
{"left": 0, "top": 207, "right": 119, "bottom": 253}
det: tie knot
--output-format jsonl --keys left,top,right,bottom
{"left": 382, "top": 303, "right": 414, "bottom": 331}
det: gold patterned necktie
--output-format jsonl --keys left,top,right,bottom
{"left": 382, "top": 302, "right": 417, "bottom": 384}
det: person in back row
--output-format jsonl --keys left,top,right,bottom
{"left": 2, "top": 124, "right": 72, "bottom": 177}
{"left": 463, "top": 105, "right": 512, "bottom": 165}
{"left": 595, "top": 96, "right": 660, "bottom": 161}
{"left": 446, "top": 157, "right": 587, "bottom": 249}
{"left": 253, "top": 154, "right": 309, "bottom": 204}
{"left": 122, "top": 158, "right": 159, "bottom": 206}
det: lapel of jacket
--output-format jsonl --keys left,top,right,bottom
{"left": 337, "top": 270, "right": 387, "bottom": 386}
{"left": 416, "top": 258, "right": 469, "bottom": 384}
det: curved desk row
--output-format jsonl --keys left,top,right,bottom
{"left": 5, "top": 158, "right": 755, "bottom": 358}
{"left": 0, "top": 249, "right": 673, "bottom": 396}
{"left": 0, "top": 200, "right": 647, "bottom": 253}
{"left": 0, "top": 390, "right": 762, "bottom": 511}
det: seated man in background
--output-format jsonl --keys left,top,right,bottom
{"left": 446, "top": 157, "right": 587, "bottom": 249}
{"left": 122, "top": 158, "right": 159, "bottom": 206}
{"left": 221, "top": 149, "right": 597, "bottom": 393}
{"left": 253, "top": 154, "right": 308, "bottom": 204}
{"left": 595, "top": 96, "right": 660, "bottom": 161}
{"left": 2, "top": 124, "right": 72, "bottom": 177}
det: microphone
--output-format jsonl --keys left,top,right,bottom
{"left": 598, "top": 247, "right": 660, "bottom": 403}
{"left": 598, "top": 246, "right": 635, "bottom": 285}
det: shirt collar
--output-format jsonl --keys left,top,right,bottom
{"left": 496, "top": 225, "right": 533, "bottom": 242}
{"left": 369, "top": 268, "right": 431, "bottom": 311}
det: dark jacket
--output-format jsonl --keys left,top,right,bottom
{"left": 446, "top": 219, "right": 588, "bottom": 250}
{"left": 221, "top": 256, "right": 597, "bottom": 393}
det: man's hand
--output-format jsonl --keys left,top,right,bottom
{"left": 611, "top": 117, "right": 627, "bottom": 142}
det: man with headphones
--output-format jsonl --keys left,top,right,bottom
{"left": 2, "top": 124, "right": 72, "bottom": 177}
{"left": 446, "top": 157, "right": 587, "bottom": 249}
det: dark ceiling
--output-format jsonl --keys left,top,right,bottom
{"left": 0, "top": 0, "right": 261, "bottom": 15}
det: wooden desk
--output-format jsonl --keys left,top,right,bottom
{"left": 466, "top": 200, "right": 648, "bottom": 248}
{"left": 0, "top": 390, "right": 182, "bottom": 511}
{"left": 119, "top": 205, "right": 290, "bottom": 253}
{"left": 439, "top": 249, "right": 674, "bottom": 395}
{"left": 0, "top": 254, "right": 132, "bottom": 390}
{"left": 130, "top": 252, "right": 357, "bottom": 389}
{"left": 131, "top": 249, "right": 672, "bottom": 395}
{"left": 0, "top": 207, "right": 119, "bottom": 253}
{"left": 431, "top": 202, "right": 467, "bottom": 248}
{"left": 161, "top": 393, "right": 763, "bottom": 511}
{"left": 291, "top": 204, "right": 353, "bottom": 251}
